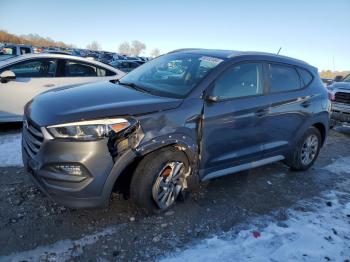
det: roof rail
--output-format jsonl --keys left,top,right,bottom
{"left": 167, "top": 48, "right": 202, "bottom": 54}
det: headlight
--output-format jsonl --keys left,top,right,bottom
{"left": 47, "top": 118, "right": 130, "bottom": 140}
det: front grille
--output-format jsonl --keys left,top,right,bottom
{"left": 22, "top": 118, "right": 44, "bottom": 158}
{"left": 334, "top": 92, "right": 350, "bottom": 104}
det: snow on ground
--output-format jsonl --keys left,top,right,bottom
{"left": 162, "top": 158, "right": 350, "bottom": 262}
{"left": 0, "top": 133, "right": 22, "bottom": 167}
{"left": 323, "top": 156, "right": 350, "bottom": 174}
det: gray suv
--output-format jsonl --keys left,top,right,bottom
{"left": 22, "top": 49, "right": 330, "bottom": 212}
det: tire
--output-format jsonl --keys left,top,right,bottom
{"left": 130, "top": 147, "right": 189, "bottom": 213}
{"left": 288, "top": 126, "right": 322, "bottom": 171}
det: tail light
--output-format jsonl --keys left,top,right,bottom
{"left": 328, "top": 91, "right": 335, "bottom": 101}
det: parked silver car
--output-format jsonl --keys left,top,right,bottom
{"left": 0, "top": 54, "right": 125, "bottom": 122}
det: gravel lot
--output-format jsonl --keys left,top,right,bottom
{"left": 0, "top": 124, "right": 349, "bottom": 261}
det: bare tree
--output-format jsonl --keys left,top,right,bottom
{"left": 0, "top": 30, "right": 75, "bottom": 47}
{"left": 118, "top": 41, "right": 131, "bottom": 55}
{"left": 150, "top": 48, "right": 161, "bottom": 58}
{"left": 130, "top": 40, "right": 146, "bottom": 56}
{"left": 86, "top": 41, "right": 101, "bottom": 51}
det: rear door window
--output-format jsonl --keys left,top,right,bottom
{"left": 268, "top": 64, "right": 301, "bottom": 93}
{"left": 2, "top": 59, "right": 57, "bottom": 78}
{"left": 64, "top": 61, "right": 98, "bottom": 77}
{"left": 63, "top": 60, "right": 115, "bottom": 77}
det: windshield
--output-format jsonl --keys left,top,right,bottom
{"left": 343, "top": 74, "right": 350, "bottom": 82}
{"left": 119, "top": 53, "right": 224, "bottom": 98}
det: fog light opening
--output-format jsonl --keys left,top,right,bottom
{"left": 54, "top": 164, "right": 84, "bottom": 176}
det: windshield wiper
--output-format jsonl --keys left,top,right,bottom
{"left": 116, "top": 80, "right": 152, "bottom": 94}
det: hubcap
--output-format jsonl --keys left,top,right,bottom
{"left": 301, "top": 134, "right": 319, "bottom": 166}
{"left": 152, "top": 161, "right": 185, "bottom": 209}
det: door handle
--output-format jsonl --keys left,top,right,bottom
{"left": 301, "top": 100, "right": 311, "bottom": 108}
{"left": 255, "top": 108, "right": 269, "bottom": 117}
{"left": 44, "top": 84, "right": 55, "bottom": 88}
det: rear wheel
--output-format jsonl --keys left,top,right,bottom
{"left": 289, "top": 127, "right": 321, "bottom": 171}
{"left": 130, "top": 147, "right": 189, "bottom": 213}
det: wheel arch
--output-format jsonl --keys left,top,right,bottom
{"left": 110, "top": 137, "right": 199, "bottom": 198}
{"left": 312, "top": 122, "right": 327, "bottom": 146}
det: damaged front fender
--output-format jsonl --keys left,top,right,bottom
{"left": 107, "top": 118, "right": 145, "bottom": 159}
{"left": 134, "top": 133, "right": 198, "bottom": 167}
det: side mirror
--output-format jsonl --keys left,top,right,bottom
{"left": 0, "top": 70, "right": 16, "bottom": 83}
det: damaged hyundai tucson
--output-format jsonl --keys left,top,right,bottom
{"left": 22, "top": 49, "right": 330, "bottom": 212}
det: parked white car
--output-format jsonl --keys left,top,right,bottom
{"left": 0, "top": 54, "right": 125, "bottom": 122}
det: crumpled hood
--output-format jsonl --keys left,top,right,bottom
{"left": 26, "top": 81, "right": 182, "bottom": 126}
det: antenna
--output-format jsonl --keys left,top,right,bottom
{"left": 277, "top": 47, "right": 282, "bottom": 55}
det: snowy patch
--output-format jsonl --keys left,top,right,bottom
{"left": 0, "top": 226, "right": 119, "bottom": 262}
{"left": 323, "top": 156, "right": 350, "bottom": 175}
{"left": 0, "top": 133, "right": 23, "bottom": 167}
{"left": 161, "top": 158, "right": 350, "bottom": 262}
{"left": 161, "top": 190, "right": 350, "bottom": 262}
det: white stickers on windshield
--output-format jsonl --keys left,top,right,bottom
{"left": 199, "top": 56, "right": 223, "bottom": 65}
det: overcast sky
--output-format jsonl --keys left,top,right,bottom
{"left": 0, "top": 0, "right": 349, "bottom": 70}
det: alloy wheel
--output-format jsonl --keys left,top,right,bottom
{"left": 301, "top": 134, "right": 319, "bottom": 166}
{"left": 152, "top": 161, "right": 185, "bottom": 209}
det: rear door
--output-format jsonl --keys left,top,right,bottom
{"left": 200, "top": 62, "right": 271, "bottom": 179}
{"left": 260, "top": 62, "right": 312, "bottom": 157}
{"left": 0, "top": 58, "right": 58, "bottom": 119}
{"left": 53, "top": 59, "right": 118, "bottom": 86}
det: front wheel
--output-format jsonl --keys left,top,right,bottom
{"left": 288, "top": 126, "right": 321, "bottom": 171}
{"left": 130, "top": 147, "right": 189, "bottom": 213}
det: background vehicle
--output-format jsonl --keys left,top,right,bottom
{"left": 109, "top": 60, "right": 141, "bottom": 73}
{"left": 98, "top": 52, "right": 114, "bottom": 64}
{"left": 0, "top": 53, "right": 125, "bottom": 122}
{"left": 328, "top": 73, "right": 350, "bottom": 126}
{"left": 22, "top": 49, "right": 329, "bottom": 212}
{"left": 321, "top": 77, "right": 334, "bottom": 87}
{"left": 0, "top": 44, "right": 34, "bottom": 61}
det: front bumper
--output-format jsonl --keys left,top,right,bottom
{"left": 331, "top": 102, "right": 350, "bottom": 124}
{"left": 22, "top": 125, "right": 137, "bottom": 208}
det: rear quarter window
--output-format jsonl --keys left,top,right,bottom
{"left": 296, "top": 67, "right": 313, "bottom": 87}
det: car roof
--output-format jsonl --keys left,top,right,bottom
{"left": 170, "top": 48, "right": 314, "bottom": 69}
{"left": 0, "top": 53, "right": 123, "bottom": 74}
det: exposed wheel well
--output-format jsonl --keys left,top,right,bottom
{"left": 112, "top": 145, "right": 191, "bottom": 197}
{"left": 312, "top": 122, "right": 326, "bottom": 146}
{"left": 112, "top": 157, "right": 140, "bottom": 197}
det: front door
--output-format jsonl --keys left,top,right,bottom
{"left": 200, "top": 62, "right": 270, "bottom": 180}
